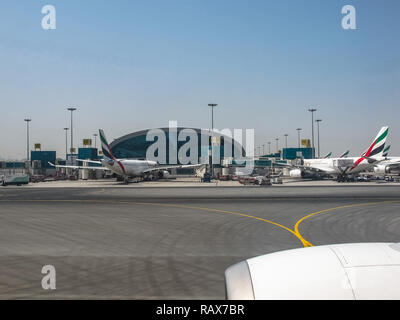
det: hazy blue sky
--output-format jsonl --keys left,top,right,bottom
{"left": 0, "top": 0, "right": 399, "bottom": 159}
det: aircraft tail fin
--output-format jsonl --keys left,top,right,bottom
{"left": 340, "top": 150, "right": 350, "bottom": 158}
{"left": 383, "top": 145, "right": 391, "bottom": 157}
{"left": 323, "top": 152, "right": 332, "bottom": 159}
{"left": 99, "top": 129, "right": 116, "bottom": 160}
{"left": 362, "top": 126, "right": 389, "bottom": 158}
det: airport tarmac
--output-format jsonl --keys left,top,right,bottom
{"left": 0, "top": 183, "right": 399, "bottom": 299}
{"left": 17, "top": 177, "right": 400, "bottom": 188}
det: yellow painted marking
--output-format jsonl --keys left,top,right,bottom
{"left": 0, "top": 199, "right": 307, "bottom": 245}
{"left": 0, "top": 199, "right": 399, "bottom": 248}
{"left": 294, "top": 200, "right": 400, "bottom": 247}
{"left": 131, "top": 201, "right": 301, "bottom": 241}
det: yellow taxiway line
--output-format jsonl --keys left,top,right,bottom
{"left": 0, "top": 199, "right": 398, "bottom": 248}
{"left": 293, "top": 200, "right": 400, "bottom": 247}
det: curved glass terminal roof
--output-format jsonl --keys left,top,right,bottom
{"left": 109, "top": 127, "right": 246, "bottom": 165}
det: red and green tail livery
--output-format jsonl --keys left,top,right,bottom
{"left": 362, "top": 126, "right": 389, "bottom": 158}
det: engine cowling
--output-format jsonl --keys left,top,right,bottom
{"left": 163, "top": 170, "right": 170, "bottom": 178}
{"left": 289, "top": 169, "right": 303, "bottom": 178}
{"left": 374, "top": 165, "right": 390, "bottom": 174}
{"left": 158, "top": 170, "right": 170, "bottom": 179}
{"left": 225, "top": 243, "right": 400, "bottom": 300}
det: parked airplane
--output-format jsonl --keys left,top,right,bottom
{"left": 323, "top": 152, "right": 332, "bottom": 159}
{"left": 324, "top": 150, "right": 349, "bottom": 159}
{"left": 50, "top": 129, "right": 203, "bottom": 183}
{"left": 288, "top": 126, "right": 389, "bottom": 181}
{"left": 372, "top": 146, "right": 400, "bottom": 175}
{"left": 382, "top": 145, "right": 391, "bottom": 158}
{"left": 339, "top": 150, "right": 350, "bottom": 158}
{"left": 322, "top": 150, "right": 349, "bottom": 159}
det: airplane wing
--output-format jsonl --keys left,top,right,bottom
{"left": 380, "top": 160, "right": 400, "bottom": 170}
{"left": 142, "top": 164, "right": 205, "bottom": 173}
{"left": 48, "top": 162, "right": 110, "bottom": 171}
{"left": 276, "top": 162, "right": 330, "bottom": 173}
{"left": 362, "top": 157, "right": 387, "bottom": 164}
{"left": 77, "top": 159, "right": 103, "bottom": 165}
{"left": 276, "top": 162, "right": 312, "bottom": 170}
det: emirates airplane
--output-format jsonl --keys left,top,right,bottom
{"left": 50, "top": 129, "right": 202, "bottom": 183}
{"left": 373, "top": 146, "right": 400, "bottom": 175}
{"left": 288, "top": 126, "right": 389, "bottom": 181}
{"left": 322, "top": 150, "right": 349, "bottom": 159}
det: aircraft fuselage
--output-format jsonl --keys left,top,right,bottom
{"left": 102, "top": 159, "right": 158, "bottom": 177}
{"left": 303, "top": 157, "right": 380, "bottom": 175}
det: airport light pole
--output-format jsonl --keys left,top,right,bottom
{"left": 64, "top": 128, "right": 69, "bottom": 160}
{"left": 268, "top": 142, "right": 271, "bottom": 154}
{"left": 284, "top": 134, "right": 289, "bottom": 149}
{"left": 262, "top": 144, "right": 265, "bottom": 156}
{"left": 275, "top": 138, "right": 279, "bottom": 154}
{"left": 208, "top": 104, "right": 218, "bottom": 132}
{"left": 296, "top": 128, "right": 302, "bottom": 148}
{"left": 316, "top": 119, "right": 322, "bottom": 158}
{"left": 24, "top": 118, "right": 31, "bottom": 161}
{"left": 67, "top": 107, "right": 77, "bottom": 154}
{"left": 208, "top": 103, "right": 218, "bottom": 178}
{"left": 93, "top": 133, "right": 98, "bottom": 149}
{"left": 308, "top": 108, "right": 317, "bottom": 157}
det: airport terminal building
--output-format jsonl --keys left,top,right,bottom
{"left": 109, "top": 127, "right": 246, "bottom": 165}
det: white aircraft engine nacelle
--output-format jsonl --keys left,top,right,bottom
{"left": 289, "top": 169, "right": 303, "bottom": 178}
{"left": 374, "top": 165, "right": 390, "bottom": 174}
{"left": 225, "top": 243, "right": 400, "bottom": 300}
{"left": 161, "top": 170, "right": 170, "bottom": 178}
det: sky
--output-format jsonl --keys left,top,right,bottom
{"left": 0, "top": 0, "right": 399, "bottom": 159}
